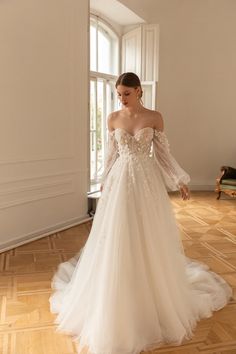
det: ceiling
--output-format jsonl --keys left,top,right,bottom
{"left": 90, "top": 0, "right": 145, "bottom": 25}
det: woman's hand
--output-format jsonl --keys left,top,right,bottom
{"left": 100, "top": 184, "right": 103, "bottom": 192}
{"left": 179, "top": 184, "right": 190, "bottom": 201}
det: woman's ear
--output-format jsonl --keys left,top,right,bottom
{"left": 135, "top": 86, "right": 141, "bottom": 98}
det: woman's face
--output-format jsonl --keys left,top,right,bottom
{"left": 116, "top": 85, "right": 141, "bottom": 108}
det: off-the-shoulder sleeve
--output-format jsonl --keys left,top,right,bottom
{"left": 100, "top": 131, "right": 119, "bottom": 186}
{"left": 152, "top": 130, "right": 190, "bottom": 191}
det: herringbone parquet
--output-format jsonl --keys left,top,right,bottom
{"left": 0, "top": 192, "right": 235, "bottom": 354}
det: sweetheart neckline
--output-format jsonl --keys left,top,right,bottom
{"left": 110, "top": 126, "right": 162, "bottom": 137}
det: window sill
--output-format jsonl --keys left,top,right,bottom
{"left": 87, "top": 182, "right": 101, "bottom": 195}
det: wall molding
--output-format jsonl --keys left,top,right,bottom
{"left": 0, "top": 181, "right": 74, "bottom": 209}
{"left": 0, "top": 170, "right": 82, "bottom": 185}
{"left": 0, "top": 152, "right": 75, "bottom": 165}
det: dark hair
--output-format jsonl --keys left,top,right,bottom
{"left": 115, "top": 72, "right": 143, "bottom": 97}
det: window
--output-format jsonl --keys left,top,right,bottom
{"left": 89, "top": 18, "right": 158, "bottom": 188}
{"left": 90, "top": 15, "right": 120, "bottom": 186}
{"left": 90, "top": 16, "right": 119, "bottom": 75}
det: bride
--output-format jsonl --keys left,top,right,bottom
{"left": 49, "top": 72, "right": 233, "bottom": 354}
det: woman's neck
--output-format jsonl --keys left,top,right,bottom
{"left": 122, "top": 103, "right": 144, "bottom": 115}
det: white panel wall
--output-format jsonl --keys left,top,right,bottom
{"left": 0, "top": 0, "right": 89, "bottom": 251}
{"left": 141, "top": 24, "right": 159, "bottom": 81}
{"left": 122, "top": 27, "right": 141, "bottom": 76}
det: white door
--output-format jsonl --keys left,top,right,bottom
{"left": 122, "top": 27, "right": 142, "bottom": 77}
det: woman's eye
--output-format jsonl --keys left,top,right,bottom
{"left": 117, "top": 93, "right": 130, "bottom": 97}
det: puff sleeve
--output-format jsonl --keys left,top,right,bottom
{"left": 100, "top": 131, "right": 119, "bottom": 186}
{"left": 153, "top": 130, "right": 190, "bottom": 191}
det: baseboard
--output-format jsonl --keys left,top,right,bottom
{"left": 189, "top": 184, "right": 215, "bottom": 191}
{"left": 0, "top": 214, "right": 93, "bottom": 253}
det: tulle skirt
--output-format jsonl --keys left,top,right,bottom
{"left": 49, "top": 154, "right": 232, "bottom": 354}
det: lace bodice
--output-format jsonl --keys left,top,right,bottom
{"left": 115, "top": 127, "right": 153, "bottom": 157}
{"left": 100, "top": 126, "right": 190, "bottom": 191}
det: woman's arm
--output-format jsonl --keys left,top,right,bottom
{"left": 152, "top": 112, "right": 190, "bottom": 200}
{"left": 100, "top": 114, "right": 119, "bottom": 191}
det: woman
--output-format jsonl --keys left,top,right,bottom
{"left": 50, "top": 72, "right": 232, "bottom": 354}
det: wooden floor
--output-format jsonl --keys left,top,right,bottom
{"left": 0, "top": 191, "right": 236, "bottom": 354}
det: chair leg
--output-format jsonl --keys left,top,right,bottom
{"left": 217, "top": 191, "right": 221, "bottom": 200}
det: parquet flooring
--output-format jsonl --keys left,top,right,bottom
{"left": 0, "top": 191, "right": 235, "bottom": 354}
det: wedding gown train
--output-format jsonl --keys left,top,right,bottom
{"left": 49, "top": 126, "right": 233, "bottom": 354}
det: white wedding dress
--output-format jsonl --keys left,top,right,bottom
{"left": 49, "top": 126, "right": 233, "bottom": 354}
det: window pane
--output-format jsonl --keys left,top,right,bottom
{"left": 142, "top": 83, "right": 156, "bottom": 110}
{"left": 106, "top": 81, "right": 119, "bottom": 114}
{"left": 143, "top": 85, "right": 152, "bottom": 109}
{"left": 90, "top": 80, "right": 96, "bottom": 130}
{"left": 96, "top": 81, "right": 104, "bottom": 177}
{"left": 90, "top": 18, "right": 119, "bottom": 75}
{"left": 98, "top": 28, "right": 111, "bottom": 74}
{"left": 106, "top": 82, "right": 112, "bottom": 116}
{"left": 90, "top": 80, "right": 97, "bottom": 181}
{"left": 90, "top": 131, "right": 96, "bottom": 181}
{"left": 90, "top": 25, "right": 97, "bottom": 71}
{"left": 114, "top": 86, "right": 119, "bottom": 111}
{"left": 110, "top": 38, "right": 119, "bottom": 75}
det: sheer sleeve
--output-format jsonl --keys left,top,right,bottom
{"left": 152, "top": 130, "right": 190, "bottom": 191}
{"left": 100, "top": 131, "right": 119, "bottom": 186}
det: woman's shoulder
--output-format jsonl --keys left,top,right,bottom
{"left": 106, "top": 110, "right": 122, "bottom": 131}
{"left": 107, "top": 110, "right": 122, "bottom": 120}
{"left": 143, "top": 108, "right": 164, "bottom": 130}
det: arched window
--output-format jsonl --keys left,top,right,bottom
{"left": 90, "top": 17, "right": 119, "bottom": 75}
{"left": 90, "top": 16, "right": 120, "bottom": 187}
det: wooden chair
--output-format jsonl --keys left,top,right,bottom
{"left": 216, "top": 166, "right": 236, "bottom": 199}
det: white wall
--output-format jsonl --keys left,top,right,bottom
{"left": 120, "top": 0, "right": 236, "bottom": 189}
{"left": 0, "top": 0, "right": 89, "bottom": 251}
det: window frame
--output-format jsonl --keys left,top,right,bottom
{"left": 89, "top": 14, "right": 121, "bottom": 186}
